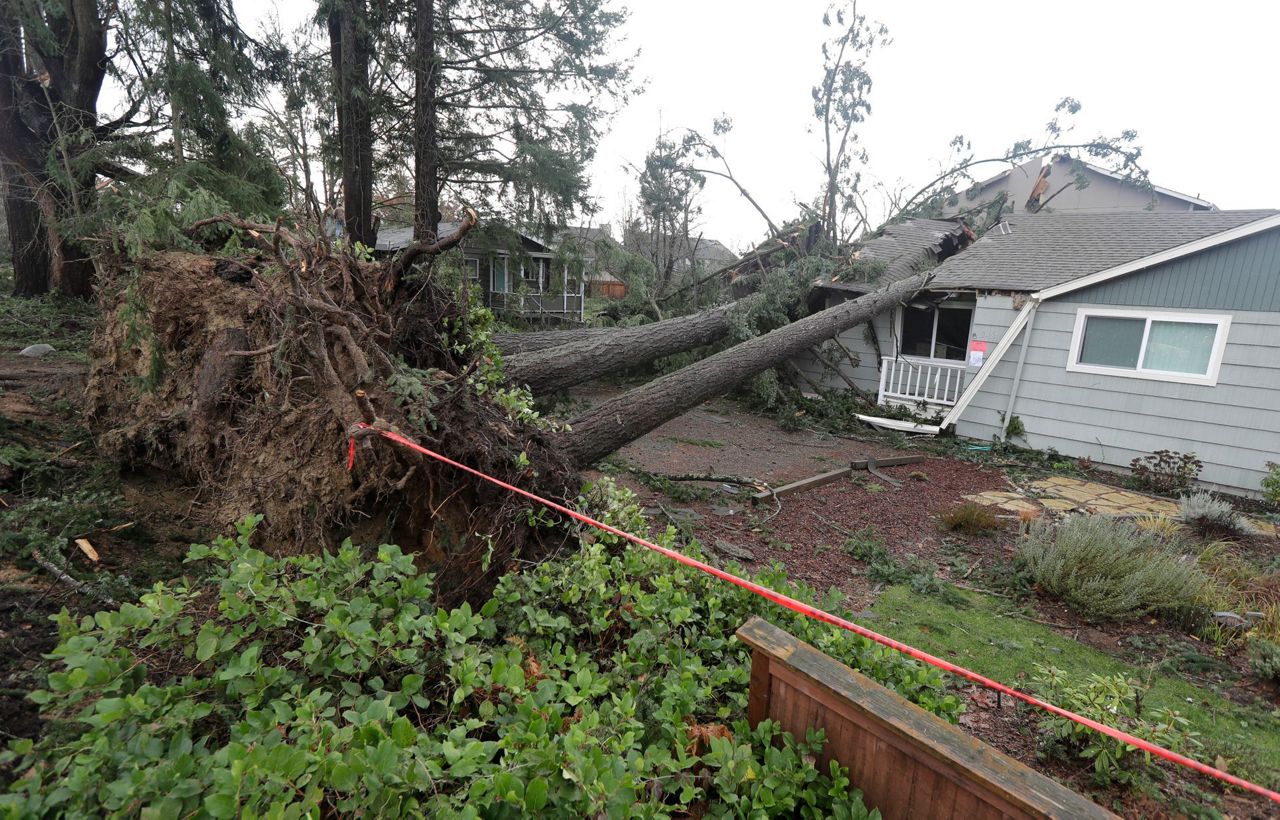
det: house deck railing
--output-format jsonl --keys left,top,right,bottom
{"left": 488, "top": 292, "right": 584, "bottom": 321}
{"left": 878, "top": 356, "right": 967, "bottom": 407}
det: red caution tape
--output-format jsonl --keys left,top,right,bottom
{"left": 350, "top": 423, "right": 1280, "bottom": 805}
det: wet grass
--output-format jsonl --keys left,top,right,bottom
{"left": 870, "top": 585, "right": 1280, "bottom": 788}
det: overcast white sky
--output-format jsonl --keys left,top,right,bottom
{"left": 250, "top": 0, "right": 1279, "bottom": 249}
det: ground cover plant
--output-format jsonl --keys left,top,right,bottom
{"left": 1, "top": 482, "right": 961, "bottom": 817}
{"left": 1017, "top": 516, "right": 1208, "bottom": 621}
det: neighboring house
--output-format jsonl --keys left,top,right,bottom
{"left": 375, "top": 222, "right": 585, "bottom": 323}
{"left": 939, "top": 154, "right": 1216, "bottom": 218}
{"left": 623, "top": 228, "right": 737, "bottom": 274}
{"left": 554, "top": 224, "right": 628, "bottom": 300}
{"left": 805, "top": 209, "right": 1280, "bottom": 496}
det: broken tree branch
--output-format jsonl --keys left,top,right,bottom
{"left": 386, "top": 207, "right": 478, "bottom": 287}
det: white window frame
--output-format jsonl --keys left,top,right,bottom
{"left": 464, "top": 257, "right": 480, "bottom": 282}
{"left": 895, "top": 301, "right": 974, "bottom": 362}
{"left": 1065, "top": 307, "right": 1232, "bottom": 386}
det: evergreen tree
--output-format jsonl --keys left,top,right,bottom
{"left": 403, "top": 0, "right": 636, "bottom": 241}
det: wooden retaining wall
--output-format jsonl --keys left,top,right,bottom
{"left": 737, "top": 617, "right": 1115, "bottom": 819}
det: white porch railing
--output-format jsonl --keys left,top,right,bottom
{"left": 878, "top": 356, "right": 967, "bottom": 407}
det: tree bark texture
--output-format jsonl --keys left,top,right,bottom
{"left": 559, "top": 270, "right": 934, "bottom": 466}
{"left": 329, "top": 0, "right": 375, "bottom": 247}
{"left": 413, "top": 0, "right": 441, "bottom": 242}
{"left": 493, "top": 326, "right": 620, "bottom": 356}
{"left": 0, "top": 11, "right": 104, "bottom": 297}
{"left": 504, "top": 297, "right": 755, "bottom": 395}
{"left": 3, "top": 170, "right": 52, "bottom": 296}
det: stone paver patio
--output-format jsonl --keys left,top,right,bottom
{"left": 963, "top": 475, "right": 1277, "bottom": 536}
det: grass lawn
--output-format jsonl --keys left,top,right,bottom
{"left": 869, "top": 586, "right": 1280, "bottom": 788}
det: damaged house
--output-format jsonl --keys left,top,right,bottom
{"left": 800, "top": 209, "right": 1280, "bottom": 496}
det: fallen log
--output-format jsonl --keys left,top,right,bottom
{"left": 559, "top": 270, "right": 936, "bottom": 466}
{"left": 504, "top": 297, "right": 757, "bottom": 395}
{"left": 494, "top": 326, "right": 619, "bottom": 356}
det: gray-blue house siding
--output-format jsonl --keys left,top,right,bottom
{"left": 805, "top": 211, "right": 1280, "bottom": 496}
{"left": 955, "top": 223, "right": 1280, "bottom": 495}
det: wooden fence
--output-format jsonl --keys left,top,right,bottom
{"left": 737, "top": 617, "right": 1115, "bottom": 819}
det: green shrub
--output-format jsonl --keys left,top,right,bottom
{"left": 1017, "top": 516, "right": 1209, "bottom": 621}
{"left": 1, "top": 487, "right": 952, "bottom": 817}
{"left": 939, "top": 502, "right": 1000, "bottom": 536}
{"left": 1248, "top": 638, "right": 1280, "bottom": 681}
{"left": 1129, "top": 450, "right": 1202, "bottom": 495}
{"left": 1262, "top": 462, "right": 1280, "bottom": 506}
{"left": 1178, "top": 492, "right": 1247, "bottom": 537}
{"left": 1031, "top": 664, "right": 1199, "bottom": 787}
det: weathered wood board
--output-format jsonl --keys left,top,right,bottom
{"left": 736, "top": 617, "right": 1116, "bottom": 819}
{"left": 751, "top": 455, "right": 925, "bottom": 503}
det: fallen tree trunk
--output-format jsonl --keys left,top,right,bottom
{"left": 559, "top": 270, "right": 934, "bottom": 466}
{"left": 494, "top": 326, "right": 619, "bottom": 355}
{"left": 504, "top": 296, "right": 758, "bottom": 395}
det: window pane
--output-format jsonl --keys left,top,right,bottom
{"left": 934, "top": 307, "right": 973, "bottom": 361}
{"left": 900, "top": 307, "right": 934, "bottom": 357}
{"left": 1079, "top": 316, "right": 1143, "bottom": 368}
{"left": 1142, "top": 320, "right": 1217, "bottom": 374}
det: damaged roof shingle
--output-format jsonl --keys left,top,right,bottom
{"left": 820, "top": 218, "right": 972, "bottom": 293}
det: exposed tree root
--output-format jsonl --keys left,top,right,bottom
{"left": 87, "top": 233, "right": 574, "bottom": 605}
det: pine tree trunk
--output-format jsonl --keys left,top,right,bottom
{"left": 494, "top": 327, "right": 619, "bottom": 355}
{"left": 413, "top": 0, "right": 441, "bottom": 241}
{"left": 559, "top": 271, "right": 931, "bottom": 466}
{"left": 329, "top": 0, "right": 374, "bottom": 247}
{"left": 3, "top": 172, "right": 51, "bottom": 296}
{"left": 504, "top": 298, "right": 752, "bottom": 395}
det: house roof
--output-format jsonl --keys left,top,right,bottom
{"left": 555, "top": 224, "right": 614, "bottom": 248}
{"left": 966, "top": 155, "right": 1217, "bottom": 212}
{"left": 626, "top": 231, "right": 737, "bottom": 265}
{"left": 821, "top": 218, "right": 971, "bottom": 294}
{"left": 374, "top": 222, "right": 462, "bottom": 252}
{"left": 927, "top": 210, "right": 1279, "bottom": 293}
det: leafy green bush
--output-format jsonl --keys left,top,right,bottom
{"left": 2, "top": 485, "right": 951, "bottom": 816}
{"left": 1128, "top": 450, "right": 1202, "bottom": 495}
{"left": 939, "top": 502, "right": 1000, "bottom": 536}
{"left": 1017, "top": 516, "right": 1209, "bottom": 621}
{"left": 1261, "top": 462, "right": 1280, "bottom": 506}
{"left": 1031, "top": 664, "right": 1199, "bottom": 787}
{"left": 1248, "top": 638, "right": 1280, "bottom": 681}
{"left": 1178, "top": 492, "right": 1247, "bottom": 537}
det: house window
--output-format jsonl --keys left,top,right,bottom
{"left": 1067, "top": 308, "right": 1231, "bottom": 385}
{"left": 519, "top": 257, "right": 550, "bottom": 292}
{"left": 464, "top": 257, "right": 480, "bottom": 282}
{"left": 490, "top": 257, "right": 508, "bottom": 293}
{"left": 899, "top": 302, "right": 973, "bottom": 361}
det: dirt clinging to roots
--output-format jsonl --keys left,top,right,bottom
{"left": 86, "top": 238, "right": 575, "bottom": 603}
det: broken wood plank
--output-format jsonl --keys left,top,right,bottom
{"left": 751, "top": 455, "right": 925, "bottom": 503}
{"left": 866, "top": 456, "right": 904, "bottom": 489}
{"left": 752, "top": 467, "right": 850, "bottom": 502}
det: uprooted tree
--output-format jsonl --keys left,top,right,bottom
{"left": 86, "top": 214, "right": 579, "bottom": 605}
